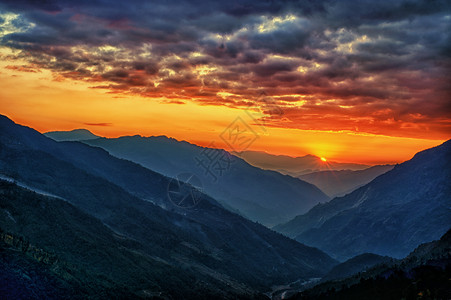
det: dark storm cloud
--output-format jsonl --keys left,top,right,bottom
{"left": 0, "top": 0, "right": 450, "bottom": 138}
{"left": 252, "top": 59, "right": 300, "bottom": 77}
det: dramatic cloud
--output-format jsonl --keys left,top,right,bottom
{"left": 0, "top": 0, "right": 450, "bottom": 138}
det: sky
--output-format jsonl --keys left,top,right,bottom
{"left": 0, "top": 0, "right": 450, "bottom": 164}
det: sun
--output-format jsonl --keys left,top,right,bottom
{"left": 320, "top": 157, "right": 327, "bottom": 162}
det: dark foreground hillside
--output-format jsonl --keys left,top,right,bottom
{"left": 291, "top": 229, "right": 451, "bottom": 300}
{"left": 0, "top": 180, "right": 266, "bottom": 299}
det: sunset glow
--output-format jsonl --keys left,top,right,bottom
{"left": 1, "top": 2, "right": 450, "bottom": 298}
{"left": 0, "top": 1, "right": 449, "bottom": 165}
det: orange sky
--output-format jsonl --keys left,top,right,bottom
{"left": 0, "top": 4, "right": 449, "bottom": 166}
{"left": 0, "top": 49, "right": 446, "bottom": 165}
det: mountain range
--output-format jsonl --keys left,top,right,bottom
{"left": 274, "top": 139, "right": 451, "bottom": 261}
{"left": 44, "top": 129, "right": 100, "bottom": 141}
{"left": 44, "top": 131, "right": 329, "bottom": 227}
{"left": 0, "top": 115, "right": 337, "bottom": 298}
{"left": 233, "top": 150, "right": 369, "bottom": 176}
{"left": 234, "top": 150, "right": 395, "bottom": 198}
{"left": 46, "top": 129, "right": 393, "bottom": 205}
{"left": 298, "top": 165, "right": 394, "bottom": 198}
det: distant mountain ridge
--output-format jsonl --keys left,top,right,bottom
{"left": 78, "top": 135, "right": 329, "bottom": 227}
{"left": 299, "top": 165, "right": 394, "bottom": 198}
{"left": 275, "top": 139, "right": 451, "bottom": 260}
{"left": 233, "top": 150, "right": 369, "bottom": 176}
{"left": 44, "top": 129, "right": 100, "bottom": 141}
{"left": 45, "top": 129, "right": 380, "bottom": 203}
